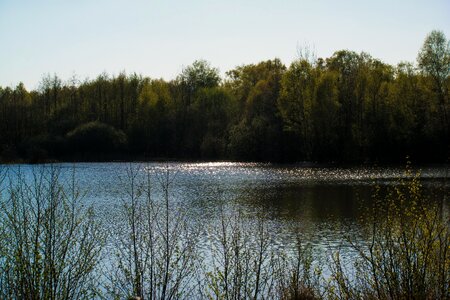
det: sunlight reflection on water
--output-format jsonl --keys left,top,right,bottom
{"left": 1, "top": 162, "right": 448, "bottom": 269}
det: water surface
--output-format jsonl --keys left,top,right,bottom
{"left": 3, "top": 162, "right": 448, "bottom": 253}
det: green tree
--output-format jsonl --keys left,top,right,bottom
{"left": 311, "top": 71, "right": 340, "bottom": 160}
{"left": 361, "top": 58, "right": 393, "bottom": 160}
{"left": 417, "top": 30, "right": 450, "bottom": 134}
{"left": 278, "top": 59, "right": 317, "bottom": 159}
{"left": 175, "top": 60, "right": 221, "bottom": 157}
{"left": 129, "top": 79, "right": 175, "bottom": 156}
{"left": 226, "top": 59, "right": 286, "bottom": 161}
{"left": 178, "top": 60, "right": 220, "bottom": 93}
{"left": 326, "top": 50, "right": 364, "bottom": 160}
{"left": 192, "top": 87, "right": 233, "bottom": 158}
{"left": 66, "top": 121, "right": 127, "bottom": 157}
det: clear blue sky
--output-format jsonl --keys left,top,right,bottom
{"left": 1, "top": 0, "right": 449, "bottom": 89}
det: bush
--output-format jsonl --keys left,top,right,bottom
{"left": 106, "top": 164, "right": 200, "bottom": 300}
{"left": 0, "top": 166, "right": 104, "bottom": 299}
{"left": 328, "top": 165, "right": 450, "bottom": 299}
{"left": 19, "top": 134, "right": 68, "bottom": 162}
{"left": 66, "top": 121, "right": 128, "bottom": 155}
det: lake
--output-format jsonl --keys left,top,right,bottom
{"left": 1, "top": 162, "right": 448, "bottom": 297}
{"left": 3, "top": 162, "right": 448, "bottom": 248}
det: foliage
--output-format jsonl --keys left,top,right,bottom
{"left": 0, "top": 31, "right": 448, "bottom": 163}
{"left": 178, "top": 60, "right": 221, "bottom": 93}
{"left": 66, "top": 121, "right": 127, "bottom": 155}
{"left": 417, "top": 30, "right": 450, "bottom": 136}
{"left": 328, "top": 164, "right": 450, "bottom": 299}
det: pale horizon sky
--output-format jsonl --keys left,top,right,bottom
{"left": 1, "top": 0, "right": 449, "bottom": 90}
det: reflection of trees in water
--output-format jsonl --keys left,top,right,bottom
{"left": 236, "top": 183, "right": 368, "bottom": 222}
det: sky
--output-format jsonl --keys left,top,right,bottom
{"left": 0, "top": 0, "right": 449, "bottom": 90}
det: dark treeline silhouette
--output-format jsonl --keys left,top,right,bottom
{"left": 0, "top": 31, "right": 448, "bottom": 163}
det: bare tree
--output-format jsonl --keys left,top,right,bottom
{"left": 0, "top": 165, "right": 104, "bottom": 300}
{"left": 107, "top": 164, "right": 200, "bottom": 300}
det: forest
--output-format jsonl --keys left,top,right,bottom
{"left": 0, "top": 30, "right": 448, "bottom": 163}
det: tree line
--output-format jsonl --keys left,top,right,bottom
{"left": 0, "top": 30, "right": 448, "bottom": 163}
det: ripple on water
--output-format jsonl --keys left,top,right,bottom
{"left": 1, "top": 162, "right": 448, "bottom": 272}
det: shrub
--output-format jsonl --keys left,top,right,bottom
{"left": 66, "top": 121, "right": 127, "bottom": 155}
{"left": 106, "top": 164, "right": 200, "bottom": 300}
{"left": 328, "top": 165, "right": 450, "bottom": 299}
{"left": 0, "top": 165, "right": 104, "bottom": 299}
